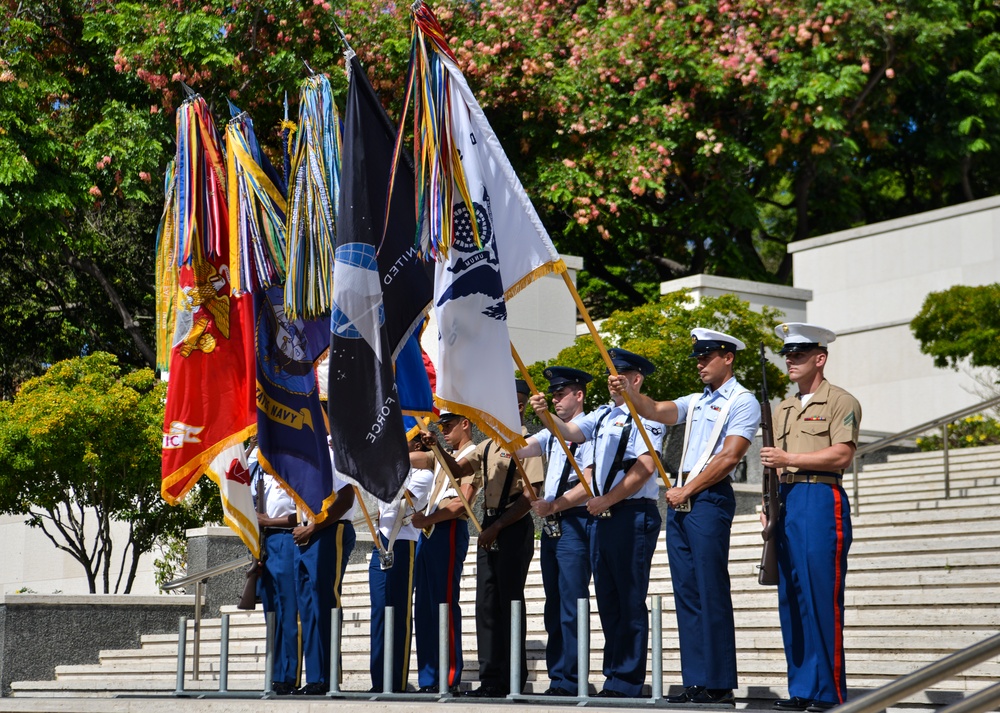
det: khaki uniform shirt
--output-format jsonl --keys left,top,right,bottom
{"left": 464, "top": 429, "right": 544, "bottom": 511}
{"left": 775, "top": 379, "right": 862, "bottom": 475}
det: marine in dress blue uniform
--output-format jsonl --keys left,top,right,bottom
{"left": 410, "top": 413, "right": 482, "bottom": 692}
{"left": 249, "top": 449, "right": 299, "bottom": 696}
{"left": 762, "top": 324, "right": 860, "bottom": 713}
{"left": 369, "top": 438, "right": 435, "bottom": 692}
{"left": 610, "top": 329, "right": 760, "bottom": 707}
{"left": 292, "top": 460, "right": 356, "bottom": 695}
{"left": 533, "top": 350, "right": 664, "bottom": 699}
{"left": 517, "top": 367, "right": 595, "bottom": 697}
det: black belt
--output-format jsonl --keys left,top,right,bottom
{"left": 555, "top": 506, "right": 591, "bottom": 520}
{"left": 263, "top": 527, "right": 294, "bottom": 535}
{"left": 485, "top": 494, "right": 522, "bottom": 518}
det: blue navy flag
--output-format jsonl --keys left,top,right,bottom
{"left": 327, "top": 58, "right": 411, "bottom": 502}
{"left": 254, "top": 285, "right": 337, "bottom": 521}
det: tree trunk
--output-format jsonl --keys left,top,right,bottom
{"left": 63, "top": 249, "right": 156, "bottom": 366}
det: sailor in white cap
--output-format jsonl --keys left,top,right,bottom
{"left": 762, "top": 324, "right": 861, "bottom": 713}
{"left": 609, "top": 327, "right": 760, "bottom": 706}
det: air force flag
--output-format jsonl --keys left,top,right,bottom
{"left": 327, "top": 61, "right": 410, "bottom": 502}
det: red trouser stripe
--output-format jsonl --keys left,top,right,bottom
{"left": 445, "top": 521, "right": 458, "bottom": 687}
{"left": 832, "top": 488, "right": 846, "bottom": 703}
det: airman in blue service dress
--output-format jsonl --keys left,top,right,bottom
{"left": 368, "top": 439, "right": 435, "bottom": 693}
{"left": 610, "top": 329, "right": 759, "bottom": 707}
{"left": 520, "top": 366, "right": 595, "bottom": 697}
{"left": 534, "top": 349, "right": 664, "bottom": 699}
{"left": 762, "top": 324, "right": 861, "bottom": 713}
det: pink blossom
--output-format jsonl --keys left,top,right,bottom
{"left": 885, "top": 68, "right": 895, "bottom": 79}
{"left": 89, "top": 186, "right": 102, "bottom": 197}
{"left": 139, "top": 171, "right": 151, "bottom": 182}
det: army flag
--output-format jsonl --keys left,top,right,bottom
{"left": 327, "top": 56, "right": 411, "bottom": 502}
{"left": 406, "top": 3, "right": 564, "bottom": 448}
{"left": 161, "top": 97, "right": 256, "bottom": 536}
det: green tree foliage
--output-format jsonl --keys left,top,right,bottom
{"left": 4, "top": 0, "right": 1000, "bottom": 394}
{"left": 0, "top": 353, "right": 221, "bottom": 593}
{"left": 522, "top": 291, "right": 788, "bottom": 412}
{"left": 910, "top": 283, "right": 1000, "bottom": 369}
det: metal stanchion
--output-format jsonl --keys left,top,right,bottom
{"left": 383, "top": 606, "right": 395, "bottom": 694}
{"left": 192, "top": 581, "right": 202, "bottom": 681}
{"left": 175, "top": 616, "right": 187, "bottom": 696}
{"left": 263, "top": 610, "right": 275, "bottom": 695}
{"left": 330, "top": 608, "right": 343, "bottom": 694}
{"left": 651, "top": 595, "right": 663, "bottom": 700}
{"left": 218, "top": 613, "right": 230, "bottom": 693}
{"left": 509, "top": 600, "right": 522, "bottom": 697}
{"left": 577, "top": 598, "right": 589, "bottom": 698}
{"left": 943, "top": 423, "right": 951, "bottom": 499}
{"left": 439, "top": 602, "right": 449, "bottom": 695}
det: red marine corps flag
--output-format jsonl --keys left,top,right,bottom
{"left": 159, "top": 95, "right": 257, "bottom": 552}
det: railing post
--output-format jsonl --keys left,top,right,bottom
{"left": 192, "top": 580, "right": 202, "bottom": 681}
{"left": 577, "top": 597, "right": 589, "bottom": 699}
{"left": 510, "top": 600, "right": 522, "bottom": 696}
{"left": 383, "top": 606, "right": 394, "bottom": 694}
{"left": 263, "top": 610, "right": 275, "bottom": 694}
{"left": 175, "top": 616, "right": 187, "bottom": 695}
{"left": 330, "top": 608, "right": 342, "bottom": 694}
{"left": 438, "top": 602, "right": 449, "bottom": 695}
{"left": 852, "top": 456, "right": 860, "bottom": 516}
{"left": 218, "top": 613, "right": 230, "bottom": 693}
{"left": 942, "top": 423, "right": 951, "bottom": 499}
{"left": 651, "top": 595, "right": 662, "bottom": 700}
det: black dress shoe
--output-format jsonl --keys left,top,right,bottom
{"left": 271, "top": 681, "right": 295, "bottom": 696}
{"left": 293, "top": 682, "right": 329, "bottom": 695}
{"left": 806, "top": 702, "right": 837, "bottom": 712}
{"left": 543, "top": 687, "right": 576, "bottom": 696}
{"left": 691, "top": 688, "right": 735, "bottom": 706}
{"left": 463, "top": 685, "right": 507, "bottom": 698}
{"left": 594, "top": 689, "right": 627, "bottom": 698}
{"left": 774, "top": 697, "right": 813, "bottom": 711}
{"left": 665, "top": 685, "right": 706, "bottom": 703}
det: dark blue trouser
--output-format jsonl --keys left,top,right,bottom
{"left": 592, "top": 499, "right": 661, "bottom": 697}
{"left": 260, "top": 530, "right": 299, "bottom": 686}
{"left": 294, "top": 521, "right": 355, "bottom": 685}
{"left": 414, "top": 518, "right": 470, "bottom": 688}
{"left": 540, "top": 507, "right": 593, "bottom": 692}
{"left": 666, "top": 479, "right": 737, "bottom": 690}
{"left": 369, "top": 534, "right": 417, "bottom": 692}
{"left": 778, "top": 482, "right": 852, "bottom": 705}
{"left": 475, "top": 514, "right": 535, "bottom": 692}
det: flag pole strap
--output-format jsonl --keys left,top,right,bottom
{"left": 427, "top": 441, "right": 484, "bottom": 533}
{"left": 351, "top": 486, "right": 389, "bottom": 558}
{"left": 560, "top": 272, "right": 673, "bottom": 491}
{"left": 403, "top": 490, "right": 433, "bottom": 538}
{"left": 510, "top": 344, "right": 594, "bottom": 498}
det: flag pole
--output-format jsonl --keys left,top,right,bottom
{"left": 352, "top": 485, "right": 392, "bottom": 566}
{"left": 510, "top": 344, "right": 593, "bottom": 498}
{"left": 403, "top": 490, "right": 433, "bottom": 538}
{"left": 559, "top": 272, "right": 673, "bottom": 490}
{"left": 425, "top": 440, "right": 484, "bottom": 533}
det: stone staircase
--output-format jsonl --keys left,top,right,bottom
{"left": 11, "top": 445, "right": 1000, "bottom": 703}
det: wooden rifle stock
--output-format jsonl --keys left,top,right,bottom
{"left": 237, "top": 474, "right": 265, "bottom": 610}
{"left": 758, "top": 343, "right": 781, "bottom": 586}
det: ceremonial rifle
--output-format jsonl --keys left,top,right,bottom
{"left": 237, "top": 473, "right": 265, "bottom": 610}
{"left": 757, "top": 343, "right": 780, "bottom": 586}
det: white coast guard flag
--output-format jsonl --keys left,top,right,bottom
{"left": 205, "top": 443, "right": 260, "bottom": 558}
{"left": 432, "top": 56, "right": 565, "bottom": 449}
